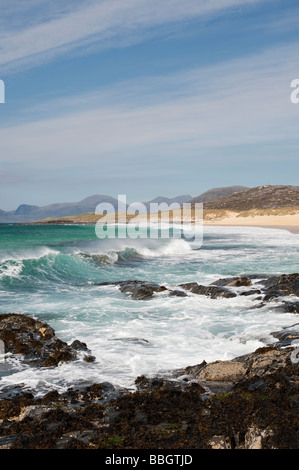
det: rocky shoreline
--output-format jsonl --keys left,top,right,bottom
{"left": 0, "top": 274, "right": 299, "bottom": 449}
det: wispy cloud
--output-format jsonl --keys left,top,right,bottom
{"left": 0, "top": 0, "right": 266, "bottom": 72}
{"left": 1, "top": 40, "right": 298, "bottom": 171}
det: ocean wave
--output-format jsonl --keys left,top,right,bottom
{"left": 76, "top": 238, "right": 193, "bottom": 269}
{"left": 0, "top": 247, "right": 60, "bottom": 264}
{"left": 0, "top": 248, "right": 61, "bottom": 281}
{"left": 0, "top": 260, "right": 23, "bottom": 280}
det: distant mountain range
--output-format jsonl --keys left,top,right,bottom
{"left": 127, "top": 195, "right": 193, "bottom": 213}
{"left": 1, "top": 185, "right": 298, "bottom": 223}
{"left": 0, "top": 194, "right": 195, "bottom": 223}
{"left": 0, "top": 195, "right": 121, "bottom": 223}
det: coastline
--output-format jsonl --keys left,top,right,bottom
{"left": 203, "top": 224, "right": 299, "bottom": 234}
{"left": 23, "top": 206, "right": 299, "bottom": 234}
{"left": 1, "top": 272, "right": 299, "bottom": 449}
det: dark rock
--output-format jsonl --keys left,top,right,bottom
{"left": 270, "top": 325, "right": 299, "bottom": 347}
{"left": 1, "top": 339, "right": 299, "bottom": 449}
{"left": 240, "top": 289, "right": 262, "bottom": 296}
{"left": 134, "top": 374, "right": 206, "bottom": 394}
{"left": 190, "top": 284, "right": 237, "bottom": 299}
{"left": 131, "top": 284, "right": 166, "bottom": 300}
{"left": 178, "top": 282, "right": 199, "bottom": 290}
{"left": 247, "top": 379, "right": 267, "bottom": 393}
{"left": 110, "top": 337, "right": 150, "bottom": 345}
{"left": 211, "top": 276, "right": 252, "bottom": 287}
{"left": 0, "top": 314, "right": 90, "bottom": 367}
{"left": 70, "top": 340, "right": 95, "bottom": 362}
{"left": 83, "top": 354, "right": 96, "bottom": 363}
{"left": 168, "top": 290, "right": 188, "bottom": 297}
{"left": 279, "top": 302, "right": 299, "bottom": 314}
{"left": 179, "top": 282, "right": 236, "bottom": 298}
{"left": 261, "top": 274, "right": 299, "bottom": 300}
{"left": 70, "top": 340, "right": 89, "bottom": 351}
{"left": 41, "top": 390, "right": 61, "bottom": 404}
{"left": 115, "top": 281, "right": 168, "bottom": 299}
{"left": 98, "top": 273, "right": 299, "bottom": 304}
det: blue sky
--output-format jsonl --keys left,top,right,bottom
{"left": 0, "top": 0, "right": 299, "bottom": 210}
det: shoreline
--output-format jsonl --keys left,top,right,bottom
{"left": 0, "top": 274, "right": 299, "bottom": 449}
{"left": 203, "top": 224, "right": 299, "bottom": 234}
{"left": 23, "top": 222, "right": 299, "bottom": 235}
{"left": 16, "top": 206, "right": 299, "bottom": 234}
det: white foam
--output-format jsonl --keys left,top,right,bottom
{"left": 0, "top": 261, "right": 23, "bottom": 279}
{"left": 1, "top": 225, "right": 299, "bottom": 394}
{"left": 0, "top": 247, "right": 59, "bottom": 263}
{"left": 136, "top": 238, "right": 192, "bottom": 257}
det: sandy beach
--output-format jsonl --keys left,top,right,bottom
{"left": 202, "top": 213, "right": 299, "bottom": 234}
{"left": 205, "top": 224, "right": 299, "bottom": 234}
{"left": 35, "top": 206, "right": 299, "bottom": 235}
{"left": 201, "top": 212, "right": 299, "bottom": 234}
{"left": 141, "top": 208, "right": 299, "bottom": 234}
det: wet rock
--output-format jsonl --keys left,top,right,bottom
{"left": 103, "top": 273, "right": 299, "bottom": 304}
{"left": 135, "top": 375, "right": 206, "bottom": 394}
{"left": 178, "top": 282, "right": 199, "bottom": 290}
{"left": 279, "top": 302, "right": 299, "bottom": 314}
{"left": 70, "top": 339, "right": 95, "bottom": 362}
{"left": 261, "top": 273, "right": 299, "bottom": 301}
{"left": 70, "top": 340, "right": 89, "bottom": 351}
{"left": 247, "top": 379, "right": 267, "bottom": 393}
{"left": 110, "top": 337, "right": 150, "bottom": 345}
{"left": 211, "top": 276, "right": 253, "bottom": 287}
{"left": 131, "top": 283, "right": 167, "bottom": 300}
{"left": 0, "top": 344, "right": 298, "bottom": 449}
{"left": 270, "top": 325, "right": 299, "bottom": 347}
{"left": 0, "top": 314, "right": 88, "bottom": 367}
{"left": 83, "top": 354, "right": 96, "bottom": 363}
{"left": 188, "top": 284, "right": 237, "bottom": 299}
{"left": 106, "top": 280, "right": 169, "bottom": 299}
{"left": 168, "top": 290, "right": 188, "bottom": 297}
{"left": 240, "top": 289, "right": 262, "bottom": 296}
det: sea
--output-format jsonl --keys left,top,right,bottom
{"left": 0, "top": 223, "right": 298, "bottom": 396}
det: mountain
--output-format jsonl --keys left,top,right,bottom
{"left": 128, "top": 194, "right": 193, "bottom": 213}
{"left": 0, "top": 195, "right": 122, "bottom": 223}
{"left": 2, "top": 186, "right": 298, "bottom": 223}
{"left": 190, "top": 186, "right": 248, "bottom": 204}
{"left": 202, "top": 185, "right": 299, "bottom": 211}
{"left": 0, "top": 194, "right": 193, "bottom": 223}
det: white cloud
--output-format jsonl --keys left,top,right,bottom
{"left": 0, "top": 41, "right": 298, "bottom": 170}
{"left": 0, "top": 0, "right": 266, "bottom": 71}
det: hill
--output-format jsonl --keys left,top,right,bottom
{"left": 127, "top": 194, "right": 192, "bottom": 213}
{"left": 14, "top": 195, "right": 121, "bottom": 218}
{"left": 190, "top": 186, "right": 248, "bottom": 204}
{"left": 0, "top": 195, "right": 123, "bottom": 223}
{"left": 202, "top": 185, "right": 299, "bottom": 211}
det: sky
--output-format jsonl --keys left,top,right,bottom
{"left": 0, "top": 0, "right": 299, "bottom": 210}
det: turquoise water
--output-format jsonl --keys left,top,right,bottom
{"left": 0, "top": 224, "right": 298, "bottom": 394}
